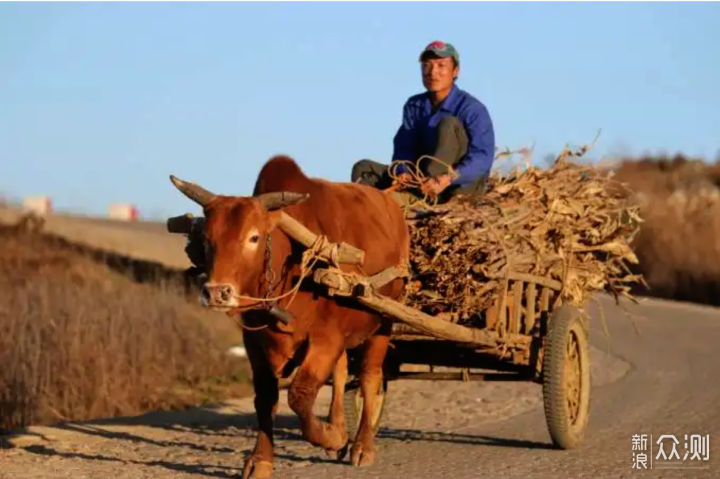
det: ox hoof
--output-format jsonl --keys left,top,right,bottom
{"left": 326, "top": 441, "right": 349, "bottom": 462}
{"left": 242, "top": 457, "right": 273, "bottom": 479}
{"left": 350, "top": 443, "right": 375, "bottom": 467}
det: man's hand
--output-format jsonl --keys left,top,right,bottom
{"left": 395, "top": 172, "right": 412, "bottom": 183}
{"left": 392, "top": 172, "right": 413, "bottom": 189}
{"left": 421, "top": 174, "right": 453, "bottom": 197}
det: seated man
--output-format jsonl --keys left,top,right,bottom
{"left": 352, "top": 40, "right": 496, "bottom": 203}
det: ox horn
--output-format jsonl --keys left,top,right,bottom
{"left": 257, "top": 191, "right": 309, "bottom": 211}
{"left": 169, "top": 175, "right": 217, "bottom": 207}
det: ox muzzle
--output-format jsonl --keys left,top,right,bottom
{"left": 199, "top": 281, "right": 295, "bottom": 326}
{"left": 201, "top": 282, "right": 240, "bottom": 310}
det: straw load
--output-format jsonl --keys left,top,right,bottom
{"left": 401, "top": 144, "right": 645, "bottom": 326}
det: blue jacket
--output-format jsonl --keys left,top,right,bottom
{"left": 392, "top": 85, "right": 495, "bottom": 187}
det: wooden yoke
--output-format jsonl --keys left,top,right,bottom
{"left": 166, "top": 212, "right": 365, "bottom": 266}
{"left": 167, "top": 213, "right": 195, "bottom": 234}
{"left": 276, "top": 212, "right": 365, "bottom": 266}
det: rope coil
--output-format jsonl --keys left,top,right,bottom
{"left": 386, "top": 155, "right": 458, "bottom": 207}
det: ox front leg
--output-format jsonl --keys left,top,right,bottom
{"left": 351, "top": 333, "right": 390, "bottom": 467}
{"left": 242, "top": 336, "right": 279, "bottom": 479}
{"left": 328, "top": 349, "right": 350, "bottom": 460}
{"left": 288, "top": 339, "right": 347, "bottom": 453}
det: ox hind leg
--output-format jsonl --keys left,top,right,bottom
{"left": 241, "top": 334, "right": 279, "bottom": 479}
{"left": 288, "top": 335, "right": 348, "bottom": 453}
{"left": 350, "top": 322, "right": 391, "bottom": 467}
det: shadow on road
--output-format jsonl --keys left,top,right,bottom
{"left": 22, "top": 444, "right": 240, "bottom": 478}
{"left": 376, "top": 427, "right": 554, "bottom": 450}
{"left": 16, "top": 400, "right": 554, "bottom": 478}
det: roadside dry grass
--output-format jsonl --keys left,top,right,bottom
{"left": 613, "top": 154, "right": 720, "bottom": 306}
{"left": 0, "top": 215, "right": 250, "bottom": 433}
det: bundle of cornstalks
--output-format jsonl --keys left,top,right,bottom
{"left": 401, "top": 143, "right": 646, "bottom": 325}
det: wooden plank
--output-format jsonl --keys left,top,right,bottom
{"left": 485, "top": 296, "right": 499, "bottom": 330}
{"left": 540, "top": 287, "right": 551, "bottom": 312}
{"left": 511, "top": 280, "right": 524, "bottom": 334}
{"left": 496, "top": 278, "right": 509, "bottom": 336}
{"left": 525, "top": 283, "right": 537, "bottom": 334}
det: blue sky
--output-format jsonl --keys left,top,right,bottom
{"left": 1, "top": 2, "right": 718, "bottom": 218}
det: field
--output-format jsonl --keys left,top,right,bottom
{"left": 1, "top": 152, "right": 720, "bottom": 435}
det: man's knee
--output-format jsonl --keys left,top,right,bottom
{"left": 437, "top": 115, "right": 463, "bottom": 129}
{"left": 351, "top": 159, "right": 374, "bottom": 183}
{"left": 437, "top": 116, "right": 468, "bottom": 144}
{"left": 426, "top": 115, "right": 469, "bottom": 177}
{"left": 351, "top": 158, "right": 389, "bottom": 188}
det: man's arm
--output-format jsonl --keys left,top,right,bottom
{"left": 452, "top": 104, "right": 495, "bottom": 187}
{"left": 391, "top": 101, "right": 417, "bottom": 175}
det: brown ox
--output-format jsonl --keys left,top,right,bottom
{"left": 169, "top": 155, "right": 409, "bottom": 478}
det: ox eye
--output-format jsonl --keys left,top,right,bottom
{"left": 249, "top": 234, "right": 260, "bottom": 243}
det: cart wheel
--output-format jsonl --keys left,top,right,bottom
{"left": 343, "top": 377, "right": 387, "bottom": 442}
{"left": 542, "top": 304, "right": 591, "bottom": 450}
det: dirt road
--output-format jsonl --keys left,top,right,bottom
{"left": 2, "top": 294, "right": 718, "bottom": 478}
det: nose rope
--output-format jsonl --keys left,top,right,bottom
{"left": 227, "top": 234, "right": 341, "bottom": 330}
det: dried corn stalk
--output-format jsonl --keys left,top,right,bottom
{"left": 401, "top": 147, "right": 645, "bottom": 326}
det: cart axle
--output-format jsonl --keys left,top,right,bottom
{"left": 391, "top": 371, "right": 533, "bottom": 382}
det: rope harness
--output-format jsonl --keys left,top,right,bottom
{"left": 225, "top": 231, "right": 342, "bottom": 331}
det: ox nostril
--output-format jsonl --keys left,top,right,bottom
{"left": 220, "top": 286, "right": 232, "bottom": 302}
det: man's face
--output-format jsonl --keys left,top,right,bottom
{"left": 421, "top": 55, "right": 458, "bottom": 93}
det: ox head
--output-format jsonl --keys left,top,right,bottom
{"left": 169, "top": 174, "right": 308, "bottom": 313}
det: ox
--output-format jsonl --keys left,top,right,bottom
{"left": 169, "top": 155, "right": 409, "bottom": 478}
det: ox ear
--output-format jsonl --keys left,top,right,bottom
{"left": 169, "top": 175, "right": 217, "bottom": 207}
{"left": 257, "top": 191, "right": 309, "bottom": 211}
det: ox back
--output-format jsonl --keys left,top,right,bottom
{"left": 252, "top": 154, "right": 409, "bottom": 353}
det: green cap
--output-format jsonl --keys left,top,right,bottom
{"left": 419, "top": 40, "right": 459, "bottom": 64}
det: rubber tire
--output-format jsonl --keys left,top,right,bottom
{"left": 542, "top": 304, "right": 591, "bottom": 450}
{"left": 343, "top": 378, "right": 388, "bottom": 442}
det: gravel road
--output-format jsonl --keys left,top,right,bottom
{"left": 2, "top": 295, "right": 718, "bottom": 479}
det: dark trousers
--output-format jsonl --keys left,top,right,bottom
{"left": 351, "top": 116, "right": 487, "bottom": 202}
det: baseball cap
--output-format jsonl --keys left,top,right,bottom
{"left": 419, "top": 40, "right": 459, "bottom": 64}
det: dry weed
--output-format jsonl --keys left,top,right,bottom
{"left": 613, "top": 154, "right": 720, "bottom": 305}
{"left": 0, "top": 216, "right": 249, "bottom": 432}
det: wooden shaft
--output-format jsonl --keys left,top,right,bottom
{"left": 312, "top": 268, "right": 528, "bottom": 348}
{"left": 359, "top": 292, "right": 504, "bottom": 348}
{"left": 277, "top": 212, "right": 365, "bottom": 266}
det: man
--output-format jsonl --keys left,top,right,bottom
{"left": 351, "top": 40, "right": 495, "bottom": 203}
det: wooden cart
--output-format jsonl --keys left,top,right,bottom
{"left": 167, "top": 210, "right": 592, "bottom": 451}
{"left": 314, "top": 263, "right": 591, "bottom": 451}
